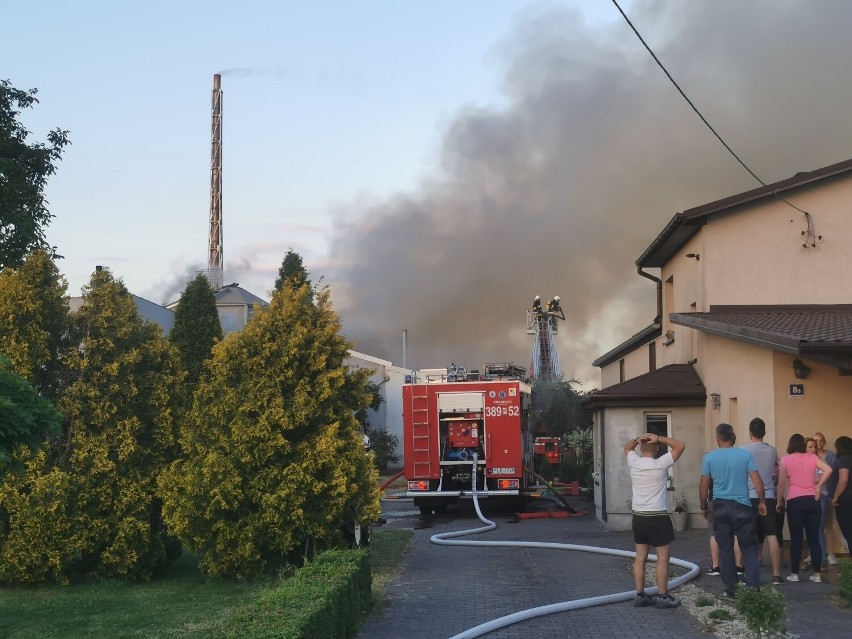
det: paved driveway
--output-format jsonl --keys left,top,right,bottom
{"left": 360, "top": 495, "right": 852, "bottom": 638}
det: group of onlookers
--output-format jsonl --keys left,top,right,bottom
{"left": 625, "top": 417, "right": 852, "bottom": 605}
{"left": 700, "top": 418, "right": 852, "bottom": 595}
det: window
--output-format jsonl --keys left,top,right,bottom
{"left": 645, "top": 413, "right": 670, "bottom": 459}
{"left": 649, "top": 341, "right": 656, "bottom": 371}
{"left": 619, "top": 358, "right": 625, "bottom": 382}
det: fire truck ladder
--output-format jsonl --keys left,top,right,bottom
{"left": 530, "top": 312, "right": 561, "bottom": 382}
{"left": 409, "top": 389, "right": 433, "bottom": 478}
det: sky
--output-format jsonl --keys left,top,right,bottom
{"left": 6, "top": 1, "right": 852, "bottom": 388}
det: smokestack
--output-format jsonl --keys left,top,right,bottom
{"left": 402, "top": 330, "right": 408, "bottom": 369}
{"left": 208, "top": 73, "right": 223, "bottom": 290}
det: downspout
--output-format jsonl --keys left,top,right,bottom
{"left": 637, "top": 265, "right": 662, "bottom": 324}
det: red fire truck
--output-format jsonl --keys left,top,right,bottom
{"left": 534, "top": 436, "right": 564, "bottom": 469}
{"left": 403, "top": 364, "right": 534, "bottom": 515}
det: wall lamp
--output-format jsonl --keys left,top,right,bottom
{"left": 710, "top": 393, "right": 721, "bottom": 410}
{"left": 792, "top": 359, "right": 811, "bottom": 379}
{"left": 685, "top": 253, "right": 700, "bottom": 260}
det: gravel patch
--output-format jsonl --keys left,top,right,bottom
{"left": 642, "top": 563, "right": 796, "bottom": 638}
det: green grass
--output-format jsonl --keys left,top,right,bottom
{"left": 369, "top": 529, "right": 414, "bottom": 609}
{"left": 0, "top": 530, "right": 415, "bottom": 639}
{"left": 0, "top": 554, "right": 261, "bottom": 639}
{"left": 707, "top": 608, "right": 733, "bottom": 621}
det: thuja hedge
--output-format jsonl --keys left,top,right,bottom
{"left": 223, "top": 548, "right": 371, "bottom": 639}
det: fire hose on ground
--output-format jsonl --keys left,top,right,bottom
{"left": 429, "top": 454, "right": 700, "bottom": 639}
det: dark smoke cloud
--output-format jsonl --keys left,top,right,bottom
{"left": 146, "top": 261, "right": 204, "bottom": 306}
{"left": 325, "top": 0, "right": 852, "bottom": 384}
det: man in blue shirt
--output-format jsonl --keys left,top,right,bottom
{"left": 699, "top": 423, "right": 767, "bottom": 597}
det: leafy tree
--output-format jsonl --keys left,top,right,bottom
{"left": 565, "top": 427, "right": 593, "bottom": 464}
{"left": 530, "top": 380, "right": 593, "bottom": 436}
{"left": 0, "top": 268, "right": 185, "bottom": 583}
{"left": 355, "top": 381, "right": 400, "bottom": 471}
{"left": 273, "top": 248, "right": 311, "bottom": 292}
{"left": 0, "top": 250, "right": 70, "bottom": 400}
{"left": 538, "top": 456, "right": 555, "bottom": 482}
{"left": 160, "top": 279, "right": 381, "bottom": 579}
{"left": 367, "top": 428, "right": 400, "bottom": 472}
{"left": 0, "top": 357, "right": 61, "bottom": 467}
{"left": 169, "top": 273, "right": 223, "bottom": 387}
{"left": 0, "top": 80, "right": 70, "bottom": 269}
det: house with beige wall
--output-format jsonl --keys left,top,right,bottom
{"left": 582, "top": 157, "right": 852, "bottom": 548}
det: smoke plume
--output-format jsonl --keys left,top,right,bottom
{"left": 324, "top": 1, "right": 852, "bottom": 385}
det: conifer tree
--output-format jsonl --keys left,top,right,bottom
{"left": 274, "top": 248, "right": 311, "bottom": 292}
{"left": 160, "top": 279, "right": 380, "bottom": 579}
{"left": 0, "top": 268, "right": 185, "bottom": 583}
{"left": 57, "top": 268, "right": 185, "bottom": 578}
{"left": 169, "top": 274, "right": 222, "bottom": 387}
{"left": 0, "top": 250, "right": 70, "bottom": 400}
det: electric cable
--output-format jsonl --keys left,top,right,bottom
{"left": 430, "top": 455, "right": 700, "bottom": 639}
{"left": 610, "top": 0, "right": 820, "bottom": 237}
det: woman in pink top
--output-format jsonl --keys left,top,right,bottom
{"left": 777, "top": 434, "right": 832, "bottom": 582}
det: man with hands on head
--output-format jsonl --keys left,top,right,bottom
{"left": 625, "top": 431, "right": 686, "bottom": 609}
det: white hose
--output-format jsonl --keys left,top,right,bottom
{"left": 430, "top": 456, "right": 700, "bottom": 639}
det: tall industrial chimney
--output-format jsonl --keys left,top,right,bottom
{"left": 208, "top": 73, "right": 223, "bottom": 290}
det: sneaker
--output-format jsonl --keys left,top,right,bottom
{"left": 736, "top": 566, "right": 744, "bottom": 576}
{"left": 828, "top": 553, "right": 838, "bottom": 565}
{"left": 705, "top": 566, "right": 721, "bottom": 576}
{"left": 722, "top": 590, "right": 736, "bottom": 600}
{"left": 803, "top": 555, "right": 812, "bottom": 566}
{"left": 633, "top": 592, "right": 656, "bottom": 607}
{"left": 809, "top": 573, "right": 822, "bottom": 583}
{"left": 656, "top": 593, "right": 682, "bottom": 608}
{"left": 772, "top": 575, "right": 784, "bottom": 585}
{"left": 786, "top": 573, "right": 800, "bottom": 582}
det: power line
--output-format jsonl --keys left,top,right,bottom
{"left": 609, "top": 0, "right": 815, "bottom": 224}
{"left": 610, "top": 0, "right": 765, "bottom": 186}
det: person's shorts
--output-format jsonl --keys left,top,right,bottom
{"left": 751, "top": 497, "right": 778, "bottom": 542}
{"left": 632, "top": 513, "right": 675, "bottom": 547}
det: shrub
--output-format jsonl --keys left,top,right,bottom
{"left": 225, "top": 548, "right": 371, "bottom": 639}
{"left": 734, "top": 584, "right": 786, "bottom": 638}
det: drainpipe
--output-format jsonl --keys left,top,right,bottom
{"left": 637, "top": 266, "right": 662, "bottom": 324}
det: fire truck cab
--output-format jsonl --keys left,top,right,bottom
{"left": 403, "top": 367, "right": 534, "bottom": 515}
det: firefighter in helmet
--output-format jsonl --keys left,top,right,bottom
{"left": 549, "top": 295, "right": 564, "bottom": 330}
{"left": 532, "top": 295, "right": 542, "bottom": 315}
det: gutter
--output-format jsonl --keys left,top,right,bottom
{"left": 637, "top": 266, "right": 662, "bottom": 324}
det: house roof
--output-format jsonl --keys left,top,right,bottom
{"left": 213, "top": 284, "right": 269, "bottom": 307}
{"left": 670, "top": 305, "right": 852, "bottom": 370}
{"left": 580, "top": 363, "right": 706, "bottom": 409}
{"left": 637, "top": 157, "right": 852, "bottom": 268}
{"left": 69, "top": 294, "right": 175, "bottom": 335}
{"left": 591, "top": 323, "right": 662, "bottom": 368}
